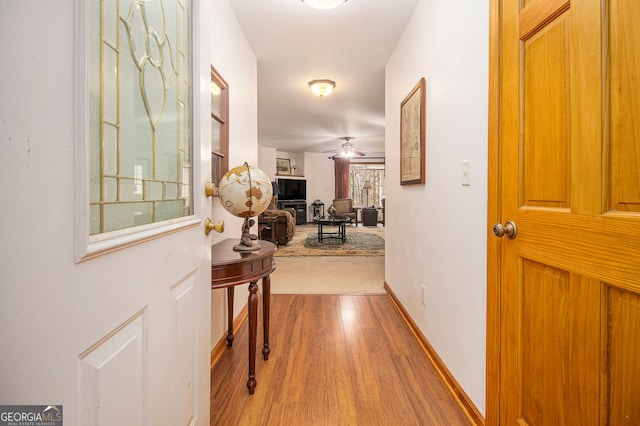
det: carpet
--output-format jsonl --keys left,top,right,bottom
{"left": 270, "top": 256, "right": 386, "bottom": 294}
{"left": 274, "top": 224, "right": 385, "bottom": 257}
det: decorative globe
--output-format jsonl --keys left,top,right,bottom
{"left": 219, "top": 164, "right": 273, "bottom": 218}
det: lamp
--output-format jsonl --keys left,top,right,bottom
{"left": 363, "top": 180, "right": 372, "bottom": 207}
{"left": 308, "top": 79, "right": 336, "bottom": 98}
{"left": 301, "top": 0, "right": 347, "bottom": 10}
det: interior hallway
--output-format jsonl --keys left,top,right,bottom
{"left": 210, "top": 255, "right": 470, "bottom": 425}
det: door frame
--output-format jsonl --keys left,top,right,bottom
{"left": 486, "top": 0, "right": 503, "bottom": 423}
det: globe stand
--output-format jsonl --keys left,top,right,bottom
{"left": 233, "top": 216, "right": 261, "bottom": 252}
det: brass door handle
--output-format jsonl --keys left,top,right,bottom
{"left": 205, "top": 218, "right": 224, "bottom": 235}
{"left": 493, "top": 221, "right": 517, "bottom": 239}
{"left": 205, "top": 182, "right": 217, "bottom": 197}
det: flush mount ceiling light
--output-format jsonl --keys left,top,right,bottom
{"left": 301, "top": 0, "right": 347, "bottom": 10}
{"left": 308, "top": 79, "right": 336, "bottom": 98}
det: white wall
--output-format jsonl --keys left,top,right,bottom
{"left": 258, "top": 145, "right": 277, "bottom": 179}
{"left": 385, "top": 0, "right": 488, "bottom": 414}
{"left": 303, "top": 152, "right": 335, "bottom": 221}
{"left": 209, "top": 0, "right": 258, "bottom": 348}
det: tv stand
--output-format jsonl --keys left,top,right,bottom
{"left": 278, "top": 200, "right": 307, "bottom": 225}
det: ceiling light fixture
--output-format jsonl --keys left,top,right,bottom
{"left": 341, "top": 147, "right": 353, "bottom": 157}
{"left": 301, "top": 0, "right": 347, "bottom": 10}
{"left": 308, "top": 79, "right": 336, "bottom": 98}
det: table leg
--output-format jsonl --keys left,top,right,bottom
{"left": 226, "top": 287, "right": 234, "bottom": 346}
{"left": 317, "top": 222, "right": 323, "bottom": 242}
{"left": 262, "top": 275, "right": 271, "bottom": 360}
{"left": 247, "top": 281, "right": 258, "bottom": 394}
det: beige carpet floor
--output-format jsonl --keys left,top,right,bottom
{"left": 270, "top": 256, "right": 386, "bottom": 295}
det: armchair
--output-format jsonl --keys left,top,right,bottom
{"left": 260, "top": 207, "right": 296, "bottom": 245}
{"left": 332, "top": 198, "right": 358, "bottom": 225}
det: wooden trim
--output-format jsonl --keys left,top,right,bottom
{"left": 485, "top": 0, "right": 502, "bottom": 423}
{"left": 210, "top": 303, "right": 248, "bottom": 369}
{"left": 384, "top": 282, "right": 486, "bottom": 426}
{"left": 519, "top": 0, "right": 570, "bottom": 40}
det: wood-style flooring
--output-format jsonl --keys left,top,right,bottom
{"left": 210, "top": 294, "right": 470, "bottom": 425}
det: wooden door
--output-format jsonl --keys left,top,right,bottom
{"left": 487, "top": 0, "right": 640, "bottom": 424}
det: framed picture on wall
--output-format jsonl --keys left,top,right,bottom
{"left": 276, "top": 158, "right": 291, "bottom": 175}
{"left": 400, "top": 77, "right": 426, "bottom": 185}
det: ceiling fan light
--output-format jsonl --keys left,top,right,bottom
{"left": 308, "top": 79, "right": 336, "bottom": 98}
{"left": 301, "top": 0, "right": 347, "bottom": 10}
{"left": 340, "top": 147, "right": 352, "bottom": 157}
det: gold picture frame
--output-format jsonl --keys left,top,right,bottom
{"left": 400, "top": 77, "right": 426, "bottom": 185}
{"left": 276, "top": 158, "right": 292, "bottom": 175}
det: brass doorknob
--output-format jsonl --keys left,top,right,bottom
{"left": 204, "top": 182, "right": 217, "bottom": 197}
{"left": 205, "top": 218, "right": 224, "bottom": 235}
{"left": 492, "top": 221, "right": 517, "bottom": 239}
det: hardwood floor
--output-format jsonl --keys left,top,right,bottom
{"left": 210, "top": 294, "right": 470, "bottom": 425}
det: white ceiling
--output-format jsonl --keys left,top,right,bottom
{"left": 227, "top": 0, "right": 419, "bottom": 157}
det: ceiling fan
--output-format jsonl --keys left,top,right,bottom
{"left": 323, "top": 137, "right": 367, "bottom": 158}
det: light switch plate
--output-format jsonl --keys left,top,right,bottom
{"left": 461, "top": 160, "right": 471, "bottom": 186}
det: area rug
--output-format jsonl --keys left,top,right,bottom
{"left": 274, "top": 225, "right": 385, "bottom": 257}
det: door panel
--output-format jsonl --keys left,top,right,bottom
{"left": 522, "top": 13, "right": 570, "bottom": 208}
{"left": 490, "top": 0, "right": 640, "bottom": 424}
{"left": 172, "top": 272, "right": 199, "bottom": 424}
{"left": 608, "top": 0, "right": 640, "bottom": 211}
{"left": 607, "top": 287, "right": 640, "bottom": 424}
{"left": 80, "top": 311, "right": 146, "bottom": 425}
{"left": 520, "top": 261, "right": 570, "bottom": 425}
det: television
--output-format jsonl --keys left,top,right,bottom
{"left": 277, "top": 178, "right": 306, "bottom": 201}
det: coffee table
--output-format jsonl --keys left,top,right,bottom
{"left": 314, "top": 216, "right": 348, "bottom": 243}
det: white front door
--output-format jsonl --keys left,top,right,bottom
{"left": 0, "top": 0, "right": 212, "bottom": 424}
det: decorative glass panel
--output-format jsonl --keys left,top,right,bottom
{"left": 89, "top": 0, "right": 193, "bottom": 235}
{"left": 145, "top": 181, "right": 164, "bottom": 200}
{"left": 120, "top": 178, "right": 144, "bottom": 202}
{"left": 103, "top": 202, "right": 153, "bottom": 233}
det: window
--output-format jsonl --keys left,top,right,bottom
{"left": 211, "top": 66, "right": 228, "bottom": 187}
{"left": 349, "top": 163, "right": 385, "bottom": 207}
{"left": 88, "top": 0, "right": 194, "bottom": 235}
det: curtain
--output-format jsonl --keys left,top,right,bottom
{"left": 334, "top": 157, "right": 350, "bottom": 199}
